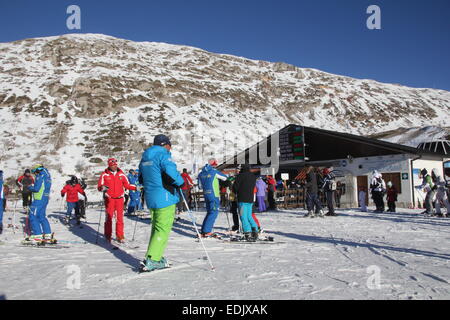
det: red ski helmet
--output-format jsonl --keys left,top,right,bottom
{"left": 108, "top": 158, "right": 118, "bottom": 167}
{"left": 208, "top": 158, "right": 218, "bottom": 167}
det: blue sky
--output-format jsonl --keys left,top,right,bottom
{"left": 1, "top": 0, "right": 449, "bottom": 91}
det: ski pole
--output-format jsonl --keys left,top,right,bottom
{"left": 179, "top": 189, "right": 215, "bottom": 271}
{"left": 131, "top": 201, "right": 140, "bottom": 241}
{"left": 12, "top": 197, "right": 18, "bottom": 234}
{"left": 95, "top": 195, "right": 105, "bottom": 244}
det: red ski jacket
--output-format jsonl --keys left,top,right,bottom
{"left": 181, "top": 172, "right": 194, "bottom": 190}
{"left": 386, "top": 187, "right": 398, "bottom": 202}
{"left": 17, "top": 175, "right": 35, "bottom": 188}
{"left": 61, "top": 184, "right": 86, "bottom": 203}
{"left": 97, "top": 168, "right": 137, "bottom": 198}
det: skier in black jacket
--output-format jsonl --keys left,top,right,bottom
{"left": 305, "top": 166, "right": 324, "bottom": 217}
{"left": 232, "top": 164, "right": 258, "bottom": 241}
{"left": 322, "top": 167, "right": 337, "bottom": 216}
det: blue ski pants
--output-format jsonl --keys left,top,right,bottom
{"left": 66, "top": 201, "right": 80, "bottom": 217}
{"left": 201, "top": 196, "right": 220, "bottom": 234}
{"left": 128, "top": 191, "right": 142, "bottom": 214}
{"left": 29, "top": 198, "right": 51, "bottom": 235}
{"left": 0, "top": 198, "right": 3, "bottom": 226}
{"left": 239, "top": 202, "right": 258, "bottom": 233}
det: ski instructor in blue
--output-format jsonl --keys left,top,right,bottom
{"left": 138, "top": 134, "right": 184, "bottom": 272}
{"left": 26, "top": 164, "right": 53, "bottom": 242}
{"left": 198, "top": 158, "right": 228, "bottom": 238}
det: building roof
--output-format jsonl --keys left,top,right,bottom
{"left": 217, "top": 124, "right": 444, "bottom": 170}
{"left": 417, "top": 140, "right": 450, "bottom": 155}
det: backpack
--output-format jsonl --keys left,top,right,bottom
{"left": 330, "top": 180, "right": 337, "bottom": 191}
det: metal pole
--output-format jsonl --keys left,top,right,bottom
{"left": 131, "top": 200, "right": 140, "bottom": 241}
{"left": 95, "top": 195, "right": 105, "bottom": 244}
{"left": 11, "top": 198, "right": 18, "bottom": 234}
{"left": 179, "top": 189, "right": 215, "bottom": 271}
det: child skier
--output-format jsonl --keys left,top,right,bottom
{"left": 358, "top": 186, "right": 367, "bottom": 212}
{"left": 386, "top": 181, "right": 398, "bottom": 213}
{"left": 61, "top": 176, "right": 87, "bottom": 225}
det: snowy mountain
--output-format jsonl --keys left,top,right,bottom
{"left": 1, "top": 33, "right": 450, "bottom": 200}
{"left": 369, "top": 126, "right": 450, "bottom": 148}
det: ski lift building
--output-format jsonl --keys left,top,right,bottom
{"left": 217, "top": 124, "right": 447, "bottom": 209}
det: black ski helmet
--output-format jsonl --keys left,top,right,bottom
{"left": 421, "top": 168, "right": 428, "bottom": 176}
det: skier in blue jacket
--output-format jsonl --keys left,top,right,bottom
{"left": 26, "top": 164, "right": 53, "bottom": 241}
{"left": 127, "top": 169, "right": 142, "bottom": 214}
{"left": 138, "top": 134, "right": 184, "bottom": 272}
{"left": 198, "top": 158, "right": 228, "bottom": 237}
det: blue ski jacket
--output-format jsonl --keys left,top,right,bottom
{"left": 0, "top": 171, "right": 4, "bottom": 200}
{"left": 139, "top": 145, "right": 184, "bottom": 209}
{"left": 198, "top": 164, "right": 228, "bottom": 200}
{"left": 28, "top": 168, "right": 52, "bottom": 201}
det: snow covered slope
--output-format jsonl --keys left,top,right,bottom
{"left": 1, "top": 33, "right": 450, "bottom": 201}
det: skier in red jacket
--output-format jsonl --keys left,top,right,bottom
{"left": 61, "top": 176, "right": 86, "bottom": 225}
{"left": 181, "top": 168, "right": 194, "bottom": 208}
{"left": 97, "top": 158, "right": 137, "bottom": 243}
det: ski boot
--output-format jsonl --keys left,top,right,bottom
{"left": 23, "top": 234, "right": 44, "bottom": 246}
{"left": 139, "top": 257, "right": 169, "bottom": 272}
{"left": 304, "top": 211, "right": 313, "bottom": 218}
{"left": 200, "top": 232, "right": 221, "bottom": 239}
{"left": 318, "top": 210, "right": 325, "bottom": 218}
{"left": 116, "top": 236, "right": 126, "bottom": 244}
{"left": 64, "top": 215, "right": 71, "bottom": 225}
{"left": 43, "top": 233, "right": 57, "bottom": 244}
{"left": 243, "top": 232, "right": 256, "bottom": 242}
{"left": 251, "top": 228, "right": 259, "bottom": 241}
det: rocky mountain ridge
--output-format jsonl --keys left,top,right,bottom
{"left": 0, "top": 33, "right": 449, "bottom": 199}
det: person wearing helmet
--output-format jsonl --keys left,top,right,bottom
{"left": 16, "top": 169, "right": 35, "bottom": 211}
{"left": 25, "top": 164, "right": 53, "bottom": 242}
{"left": 304, "top": 166, "right": 324, "bottom": 217}
{"left": 198, "top": 158, "right": 228, "bottom": 238}
{"left": 322, "top": 167, "right": 337, "bottom": 216}
{"left": 415, "top": 168, "right": 436, "bottom": 215}
{"left": 97, "top": 158, "right": 137, "bottom": 243}
{"left": 255, "top": 176, "right": 267, "bottom": 213}
{"left": 61, "top": 176, "right": 87, "bottom": 225}
{"left": 232, "top": 164, "right": 258, "bottom": 241}
{"left": 370, "top": 170, "right": 386, "bottom": 213}
{"left": 386, "top": 181, "right": 398, "bottom": 213}
{"left": 138, "top": 134, "right": 184, "bottom": 272}
{"left": 127, "top": 169, "right": 142, "bottom": 215}
{"left": 431, "top": 168, "right": 450, "bottom": 217}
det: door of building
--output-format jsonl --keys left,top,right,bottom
{"left": 357, "top": 175, "right": 369, "bottom": 205}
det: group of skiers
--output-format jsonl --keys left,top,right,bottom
{"left": 415, "top": 168, "right": 450, "bottom": 216}
{"left": 357, "top": 168, "right": 450, "bottom": 216}
{"left": 365, "top": 170, "right": 395, "bottom": 213}
{"left": 1, "top": 133, "right": 449, "bottom": 273}
{"left": 292, "top": 166, "right": 339, "bottom": 217}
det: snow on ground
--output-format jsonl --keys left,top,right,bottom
{"left": 0, "top": 204, "right": 449, "bottom": 300}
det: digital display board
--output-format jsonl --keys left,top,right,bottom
{"left": 279, "top": 125, "right": 305, "bottom": 161}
